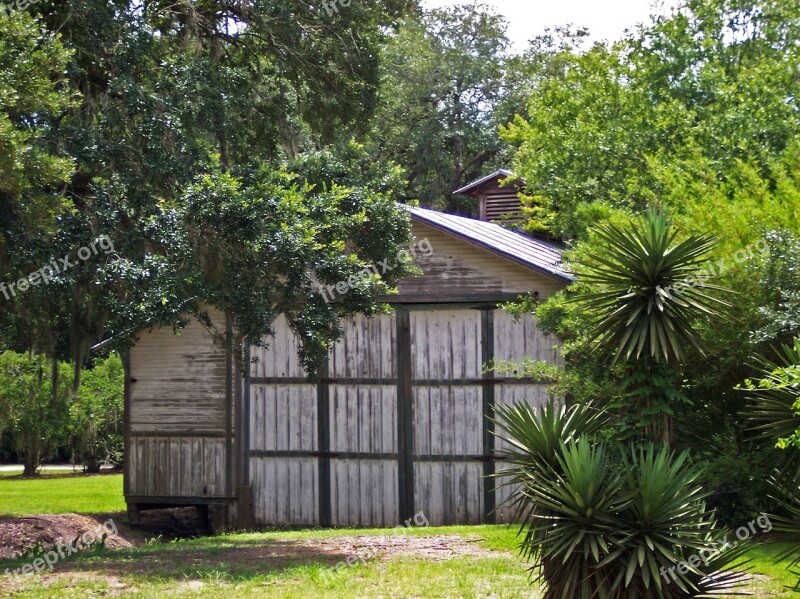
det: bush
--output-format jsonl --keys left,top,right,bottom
{"left": 744, "top": 339, "right": 800, "bottom": 588}
{"left": 71, "top": 354, "right": 125, "bottom": 472}
{"left": 495, "top": 400, "right": 750, "bottom": 598}
{"left": 0, "top": 352, "right": 71, "bottom": 475}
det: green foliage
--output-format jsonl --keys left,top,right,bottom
{"left": 754, "top": 230, "right": 800, "bottom": 347}
{"left": 172, "top": 148, "right": 415, "bottom": 374}
{"left": 686, "top": 426, "right": 780, "bottom": 526}
{"left": 744, "top": 338, "right": 800, "bottom": 587}
{"left": 71, "top": 354, "right": 124, "bottom": 472}
{"left": 492, "top": 400, "right": 610, "bottom": 477}
{"left": 0, "top": 11, "right": 76, "bottom": 208}
{"left": 369, "top": 3, "right": 510, "bottom": 211}
{"left": 744, "top": 338, "right": 800, "bottom": 452}
{"left": 0, "top": 352, "right": 71, "bottom": 475}
{"left": 504, "top": 0, "right": 800, "bottom": 241}
{"left": 0, "top": 2, "right": 421, "bottom": 381}
{"left": 495, "top": 400, "right": 750, "bottom": 598}
{"left": 575, "top": 208, "right": 729, "bottom": 366}
{"left": 766, "top": 476, "right": 800, "bottom": 589}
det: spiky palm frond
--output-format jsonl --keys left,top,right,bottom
{"left": 767, "top": 474, "right": 800, "bottom": 590}
{"left": 746, "top": 339, "right": 800, "bottom": 452}
{"left": 494, "top": 402, "right": 750, "bottom": 598}
{"left": 576, "top": 208, "right": 730, "bottom": 365}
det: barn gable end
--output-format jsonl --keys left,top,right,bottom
{"left": 398, "top": 210, "right": 569, "bottom": 302}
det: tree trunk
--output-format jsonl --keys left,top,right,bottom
{"left": 22, "top": 434, "right": 40, "bottom": 476}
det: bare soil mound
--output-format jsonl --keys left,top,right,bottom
{"left": 0, "top": 508, "right": 206, "bottom": 560}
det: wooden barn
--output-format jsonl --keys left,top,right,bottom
{"left": 123, "top": 173, "right": 573, "bottom": 529}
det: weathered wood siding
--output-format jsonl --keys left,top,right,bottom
{"left": 249, "top": 315, "right": 319, "bottom": 525}
{"left": 125, "top": 218, "right": 567, "bottom": 522}
{"left": 399, "top": 222, "right": 564, "bottom": 300}
{"left": 127, "top": 309, "right": 232, "bottom": 500}
{"left": 127, "top": 437, "right": 226, "bottom": 497}
{"left": 249, "top": 313, "right": 400, "bottom": 527}
{"left": 410, "top": 309, "right": 484, "bottom": 525}
{"left": 247, "top": 306, "right": 558, "bottom": 527}
{"left": 492, "top": 310, "right": 562, "bottom": 522}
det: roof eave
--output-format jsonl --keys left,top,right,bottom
{"left": 408, "top": 210, "right": 575, "bottom": 284}
{"left": 453, "top": 169, "right": 519, "bottom": 196}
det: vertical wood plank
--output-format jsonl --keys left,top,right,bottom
{"left": 481, "top": 308, "right": 496, "bottom": 523}
{"left": 396, "top": 308, "right": 414, "bottom": 522}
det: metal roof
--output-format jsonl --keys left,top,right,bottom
{"left": 405, "top": 205, "right": 575, "bottom": 282}
{"left": 453, "top": 169, "right": 518, "bottom": 196}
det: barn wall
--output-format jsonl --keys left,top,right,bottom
{"left": 124, "top": 218, "right": 568, "bottom": 525}
{"left": 399, "top": 222, "right": 564, "bottom": 300}
{"left": 126, "top": 308, "right": 234, "bottom": 502}
{"left": 248, "top": 306, "right": 560, "bottom": 528}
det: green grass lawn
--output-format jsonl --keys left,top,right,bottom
{"left": 0, "top": 472, "right": 797, "bottom": 597}
{"left": 0, "top": 523, "right": 797, "bottom": 598}
{"left": 0, "top": 472, "right": 125, "bottom": 515}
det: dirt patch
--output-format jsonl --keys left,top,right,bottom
{"left": 0, "top": 508, "right": 206, "bottom": 560}
{"left": 307, "top": 533, "right": 499, "bottom": 562}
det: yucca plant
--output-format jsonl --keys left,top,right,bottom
{"left": 577, "top": 208, "right": 729, "bottom": 366}
{"left": 766, "top": 476, "right": 800, "bottom": 591}
{"left": 744, "top": 339, "right": 800, "bottom": 589}
{"left": 745, "top": 338, "right": 800, "bottom": 453}
{"left": 574, "top": 208, "right": 730, "bottom": 444}
{"left": 495, "top": 400, "right": 750, "bottom": 599}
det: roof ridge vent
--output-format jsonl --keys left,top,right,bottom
{"left": 453, "top": 170, "right": 524, "bottom": 224}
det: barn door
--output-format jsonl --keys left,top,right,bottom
{"left": 247, "top": 307, "right": 556, "bottom": 527}
{"left": 248, "top": 313, "right": 400, "bottom": 528}
{"left": 402, "top": 306, "right": 557, "bottom": 526}
{"left": 326, "top": 313, "right": 400, "bottom": 527}
{"left": 248, "top": 315, "right": 320, "bottom": 525}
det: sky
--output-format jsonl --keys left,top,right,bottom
{"left": 420, "top": 0, "right": 679, "bottom": 52}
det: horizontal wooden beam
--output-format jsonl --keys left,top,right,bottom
{"left": 250, "top": 377, "right": 552, "bottom": 387}
{"left": 128, "top": 431, "right": 227, "bottom": 438}
{"left": 376, "top": 293, "right": 527, "bottom": 305}
{"left": 248, "top": 450, "right": 506, "bottom": 463}
{"left": 125, "top": 495, "right": 236, "bottom": 505}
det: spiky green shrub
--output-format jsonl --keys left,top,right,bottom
{"left": 576, "top": 208, "right": 729, "bottom": 366}
{"left": 745, "top": 338, "right": 800, "bottom": 452}
{"left": 571, "top": 207, "right": 730, "bottom": 444}
{"left": 745, "top": 339, "right": 800, "bottom": 589}
{"left": 495, "top": 400, "right": 749, "bottom": 598}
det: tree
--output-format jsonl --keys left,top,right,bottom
{"left": 0, "top": 11, "right": 78, "bottom": 355}
{"left": 0, "top": 351, "right": 71, "bottom": 475}
{"left": 503, "top": 0, "right": 800, "bottom": 240}
{"left": 0, "top": 1, "right": 418, "bottom": 382}
{"left": 368, "top": 3, "right": 510, "bottom": 212}
{"left": 71, "top": 353, "right": 124, "bottom": 473}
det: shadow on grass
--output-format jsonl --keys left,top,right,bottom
{"left": 44, "top": 538, "right": 352, "bottom": 582}
{"left": 0, "top": 471, "right": 120, "bottom": 480}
